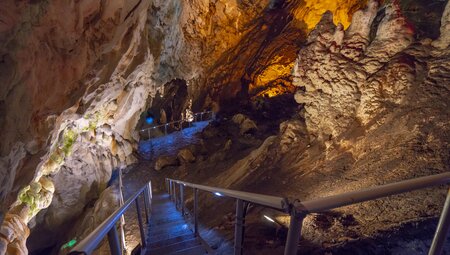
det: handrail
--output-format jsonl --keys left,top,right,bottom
{"left": 168, "top": 179, "right": 289, "bottom": 211}
{"left": 297, "top": 172, "right": 450, "bottom": 213}
{"left": 70, "top": 172, "right": 450, "bottom": 255}
{"left": 140, "top": 111, "right": 214, "bottom": 133}
{"left": 167, "top": 172, "right": 450, "bottom": 255}
{"left": 69, "top": 182, "right": 152, "bottom": 255}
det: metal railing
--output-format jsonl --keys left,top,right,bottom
{"left": 139, "top": 111, "right": 214, "bottom": 140}
{"left": 165, "top": 178, "right": 289, "bottom": 255}
{"left": 167, "top": 172, "right": 450, "bottom": 255}
{"left": 69, "top": 182, "right": 152, "bottom": 255}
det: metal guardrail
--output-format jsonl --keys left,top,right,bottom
{"left": 166, "top": 178, "right": 286, "bottom": 255}
{"left": 167, "top": 172, "right": 450, "bottom": 255}
{"left": 69, "top": 182, "right": 152, "bottom": 255}
{"left": 139, "top": 111, "right": 214, "bottom": 140}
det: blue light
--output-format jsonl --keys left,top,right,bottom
{"left": 214, "top": 192, "right": 223, "bottom": 197}
{"left": 145, "top": 116, "right": 154, "bottom": 124}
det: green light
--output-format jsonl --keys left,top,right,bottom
{"left": 61, "top": 239, "right": 77, "bottom": 250}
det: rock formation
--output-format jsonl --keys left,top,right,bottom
{"left": 202, "top": 0, "right": 450, "bottom": 251}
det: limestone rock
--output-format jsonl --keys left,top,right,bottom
{"left": 223, "top": 139, "right": 233, "bottom": 151}
{"left": 432, "top": 0, "right": 450, "bottom": 49}
{"left": 232, "top": 114, "right": 247, "bottom": 125}
{"left": 0, "top": 213, "right": 29, "bottom": 255}
{"left": 155, "top": 155, "right": 179, "bottom": 171}
{"left": 240, "top": 119, "right": 258, "bottom": 135}
{"left": 279, "top": 120, "right": 309, "bottom": 153}
{"left": 293, "top": 0, "right": 416, "bottom": 139}
{"left": 232, "top": 114, "right": 258, "bottom": 135}
{"left": 177, "top": 148, "right": 196, "bottom": 164}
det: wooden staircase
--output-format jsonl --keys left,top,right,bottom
{"left": 145, "top": 193, "right": 209, "bottom": 255}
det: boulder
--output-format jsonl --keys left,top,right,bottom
{"left": 155, "top": 155, "right": 179, "bottom": 171}
{"left": 177, "top": 148, "right": 196, "bottom": 164}
{"left": 232, "top": 114, "right": 258, "bottom": 135}
{"left": 279, "top": 120, "right": 309, "bottom": 153}
{"left": 240, "top": 118, "right": 258, "bottom": 135}
{"left": 232, "top": 114, "right": 246, "bottom": 124}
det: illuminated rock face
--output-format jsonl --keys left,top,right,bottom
{"left": 203, "top": 0, "right": 368, "bottom": 105}
{"left": 293, "top": 0, "right": 367, "bottom": 29}
{"left": 293, "top": 0, "right": 417, "bottom": 139}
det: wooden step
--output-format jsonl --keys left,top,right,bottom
{"left": 168, "top": 245, "right": 208, "bottom": 255}
{"left": 147, "top": 234, "right": 195, "bottom": 248}
{"left": 145, "top": 192, "right": 210, "bottom": 254}
{"left": 146, "top": 238, "right": 200, "bottom": 254}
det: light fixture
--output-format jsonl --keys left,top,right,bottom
{"left": 264, "top": 215, "right": 275, "bottom": 223}
{"left": 214, "top": 192, "right": 223, "bottom": 197}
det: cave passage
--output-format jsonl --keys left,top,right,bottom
{"left": 0, "top": 0, "right": 449, "bottom": 254}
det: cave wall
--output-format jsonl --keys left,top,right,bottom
{"left": 0, "top": 0, "right": 156, "bottom": 253}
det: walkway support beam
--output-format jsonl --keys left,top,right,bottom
{"left": 194, "top": 188, "right": 199, "bottom": 236}
{"left": 234, "top": 199, "right": 245, "bottom": 255}
{"left": 135, "top": 199, "right": 147, "bottom": 247}
{"left": 107, "top": 226, "right": 121, "bottom": 255}
{"left": 284, "top": 210, "right": 305, "bottom": 255}
{"left": 429, "top": 188, "right": 450, "bottom": 255}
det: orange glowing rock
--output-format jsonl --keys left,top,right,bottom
{"left": 293, "top": 0, "right": 368, "bottom": 30}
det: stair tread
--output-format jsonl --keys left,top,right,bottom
{"left": 148, "top": 229, "right": 194, "bottom": 243}
{"left": 146, "top": 237, "right": 200, "bottom": 254}
{"left": 145, "top": 193, "right": 209, "bottom": 254}
{"left": 147, "top": 233, "right": 195, "bottom": 248}
{"left": 168, "top": 245, "right": 208, "bottom": 255}
{"left": 148, "top": 222, "right": 191, "bottom": 236}
{"left": 149, "top": 218, "right": 186, "bottom": 229}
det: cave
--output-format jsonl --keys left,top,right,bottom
{"left": 0, "top": 0, "right": 449, "bottom": 255}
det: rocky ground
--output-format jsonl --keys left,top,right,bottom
{"left": 120, "top": 104, "right": 449, "bottom": 254}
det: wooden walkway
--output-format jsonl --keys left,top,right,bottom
{"left": 145, "top": 193, "right": 209, "bottom": 255}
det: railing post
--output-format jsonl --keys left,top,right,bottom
{"left": 284, "top": 210, "right": 306, "bottom": 255}
{"left": 169, "top": 181, "right": 173, "bottom": 199}
{"left": 180, "top": 184, "right": 185, "bottom": 215}
{"left": 147, "top": 129, "right": 151, "bottom": 140}
{"left": 107, "top": 226, "right": 121, "bottom": 255}
{"left": 234, "top": 199, "right": 245, "bottom": 255}
{"left": 194, "top": 188, "right": 199, "bottom": 236}
{"left": 164, "top": 124, "right": 168, "bottom": 135}
{"left": 174, "top": 183, "right": 178, "bottom": 203}
{"left": 147, "top": 182, "right": 152, "bottom": 207}
{"left": 135, "top": 198, "right": 147, "bottom": 247}
{"left": 429, "top": 188, "right": 450, "bottom": 255}
{"left": 143, "top": 190, "right": 150, "bottom": 224}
